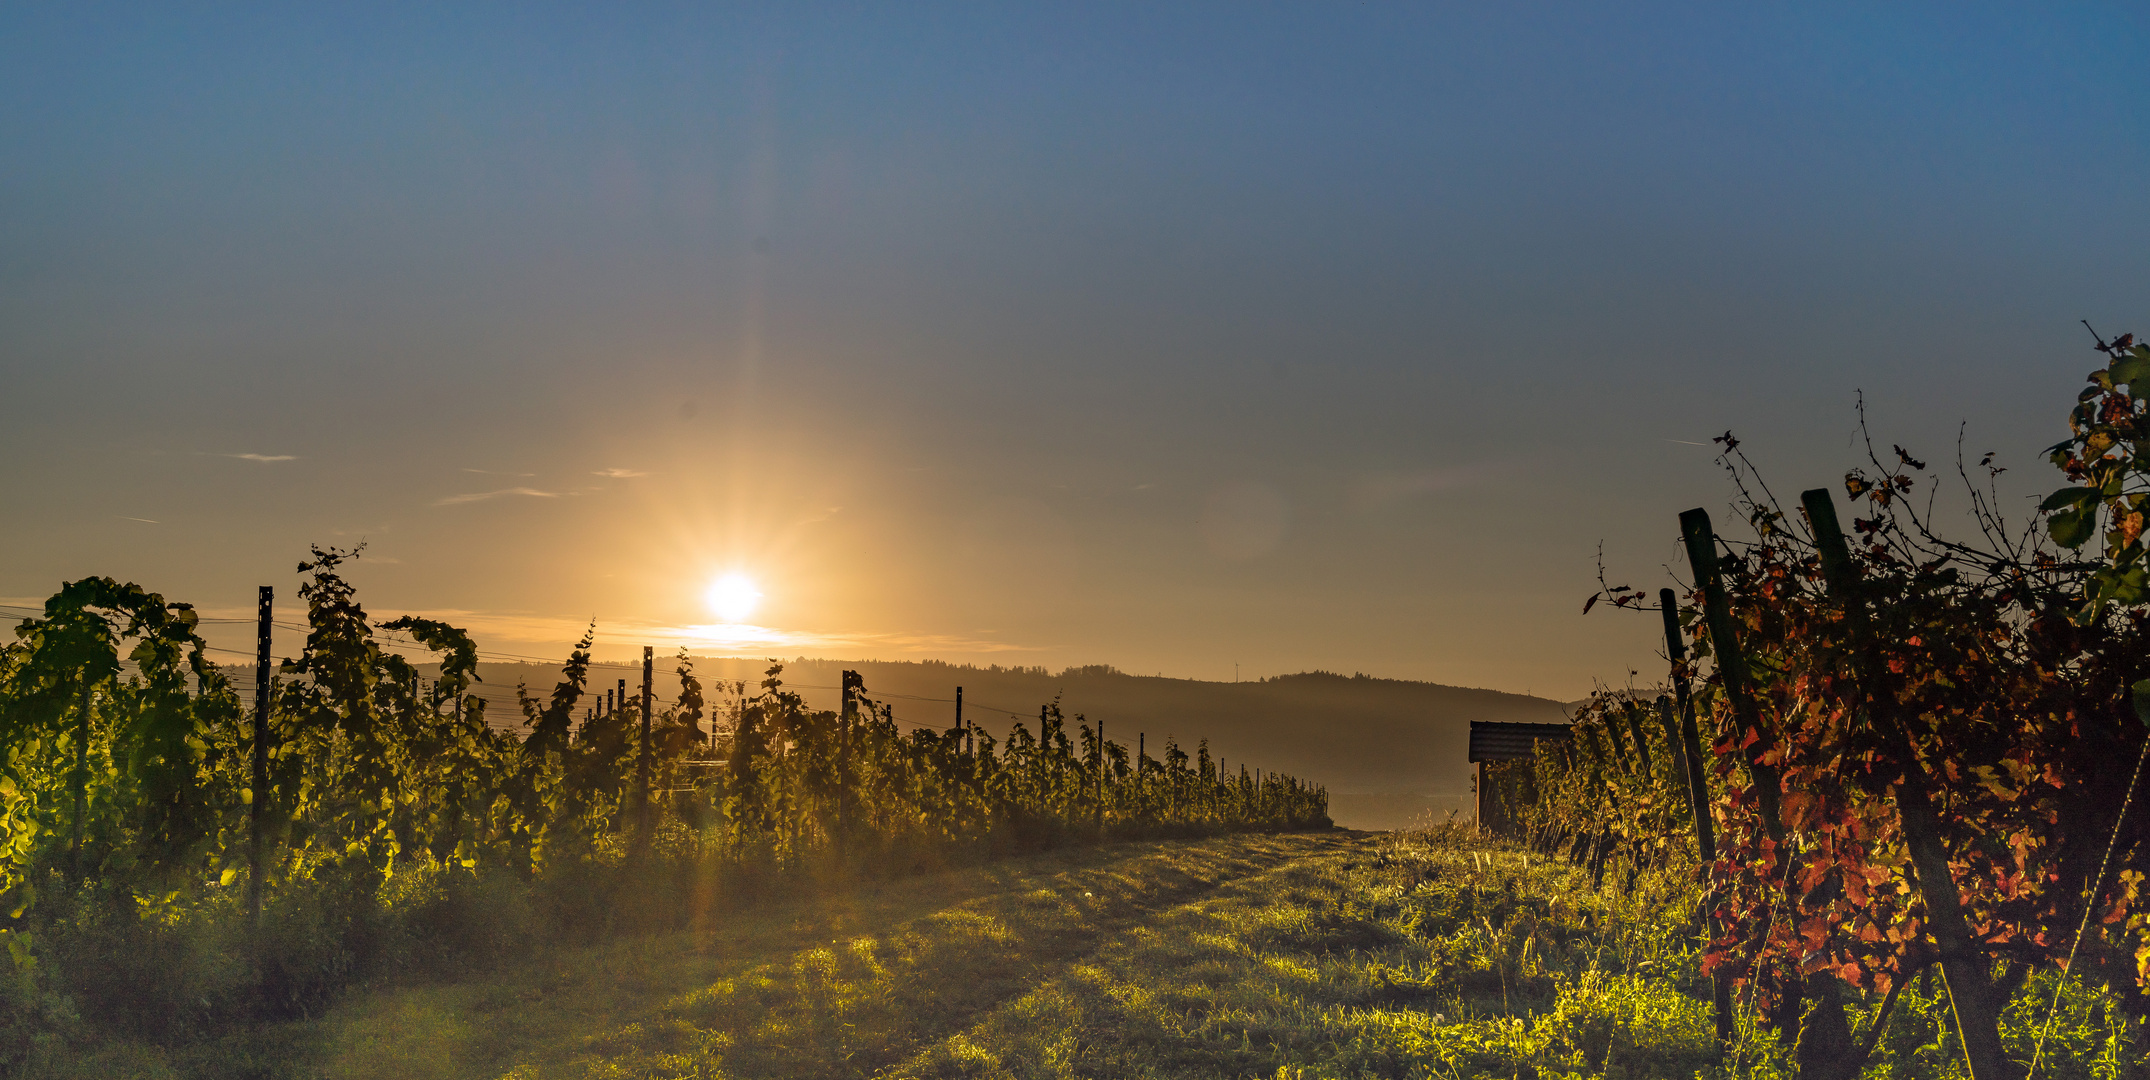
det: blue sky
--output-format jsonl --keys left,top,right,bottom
{"left": 3, "top": 4, "right": 2146, "bottom": 695}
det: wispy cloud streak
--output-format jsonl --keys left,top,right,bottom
{"left": 434, "top": 487, "right": 562, "bottom": 506}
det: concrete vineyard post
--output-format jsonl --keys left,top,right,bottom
{"left": 1801, "top": 487, "right": 2009, "bottom": 1080}
{"left": 249, "top": 585, "right": 271, "bottom": 928}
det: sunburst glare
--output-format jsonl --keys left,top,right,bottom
{"left": 705, "top": 572, "right": 763, "bottom": 623}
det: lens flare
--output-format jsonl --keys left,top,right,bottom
{"left": 705, "top": 573, "right": 763, "bottom": 623}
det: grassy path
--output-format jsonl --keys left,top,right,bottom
{"left": 73, "top": 827, "right": 2150, "bottom": 1079}
{"left": 91, "top": 832, "right": 1352, "bottom": 1080}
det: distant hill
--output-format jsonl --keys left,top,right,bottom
{"left": 454, "top": 657, "right": 1572, "bottom": 831}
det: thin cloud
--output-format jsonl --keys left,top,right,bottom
{"left": 462, "top": 467, "right": 536, "bottom": 476}
{"left": 434, "top": 487, "right": 562, "bottom": 507}
{"left": 592, "top": 468, "right": 649, "bottom": 479}
{"left": 214, "top": 453, "right": 297, "bottom": 463}
{"left": 116, "top": 516, "right": 159, "bottom": 524}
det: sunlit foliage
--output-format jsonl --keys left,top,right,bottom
{"left": 1527, "top": 330, "right": 2150, "bottom": 1075}
{"left": 0, "top": 548, "right": 1326, "bottom": 1058}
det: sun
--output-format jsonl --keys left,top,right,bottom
{"left": 705, "top": 573, "right": 763, "bottom": 623}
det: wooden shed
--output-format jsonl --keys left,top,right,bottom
{"left": 1469, "top": 720, "right": 1572, "bottom": 836}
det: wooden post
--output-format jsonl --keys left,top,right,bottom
{"left": 1653, "top": 694, "right": 1691, "bottom": 861}
{"left": 1476, "top": 760, "right": 1489, "bottom": 834}
{"left": 637, "top": 647, "right": 654, "bottom": 841}
{"left": 840, "top": 670, "right": 863, "bottom": 840}
{"left": 1661, "top": 587, "right": 1731, "bottom": 1046}
{"left": 1137, "top": 732, "right": 1146, "bottom": 811}
{"left": 730, "top": 695, "right": 757, "bottom": 792}
{"left": 67, "top": 681, "right": 89, "bottom": 879}
{"left": 1679, "top": 509, "right": 1786, "bottom": 847}
{"left": 249, "top": 586, "right": 271, "bottom": 926}
{"left": 954, "top": 685, "right": 964, "bottom": 737}
{"left": 1802, "top": 488, "right": 2008, "bottom": 1079}
{"left": 1096, "top": 718, "right": 1106, "bottom": 833}
{"left": 1659, "top": 590, "right": 1716, "bottom": 861}
{"left": 1622, "top": 703, "right": 1654, "bottom": 778}
{"left": 1653, "top": 695, "right": 1685, "bottom": 791}
{"left": 1601, "top": 713, "right": 1634, "bottom": 773}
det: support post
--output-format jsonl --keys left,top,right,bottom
{"left": 840, "top": 670, "right": 863, "bottom": 840}
{"left": 1602, "top": 712, "right": 1634, "bottom": 773}
{"left": 249, "top": 586, "right": 272, "bottom": 926}
{"left": 1660, "top": 591, "right": 1716, "bottom": 861}
{"left": 1138, "top": 732, "right": 1146, "bottom": 809}
{"left": 1654, "top": 695, "right": 1687, "bottom": 796}
{"left": 1679, "top": 509, "right": 1786, "bottom": 846}
{"left": 1476, "top": 760, "right": 1489, "bottom": 835}
{"left": 1801, "top": 488, "right": 2008, "bottom": 1080}
{"left": 1623, "top": 703, "right": 1654, "bottom": 778}
{"left": 1661, "top": 586, "right": 1731, "bottom": 1046}
{"left": 637, "top": 647, "right": 654, "bottom": 842}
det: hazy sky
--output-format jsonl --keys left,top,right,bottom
{"left": 4, "top": 4, "right": 2147, "bottom": 697}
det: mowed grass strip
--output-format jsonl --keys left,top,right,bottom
{"left": 72, "top": 833, "right": 1341, "bottom": 1080}
{"left": 883, "top": 840, "right": 1427, "bottom": 1080}
{"left": 559, "top": 833, "right": 1352, "bottom": 1080}
{"left": 881, "top": 831, "right": 1719, "bottom": 1080}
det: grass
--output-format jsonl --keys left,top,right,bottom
{"left": 41, "top": 833, "right": 1340, "bottom": 1079}
{"left": 34, "top": 827, "right": 2150, "bottom": 1079}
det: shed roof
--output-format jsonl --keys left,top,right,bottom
{"left": 1468, "top": 720, "right": 1574, "bottom": 762}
